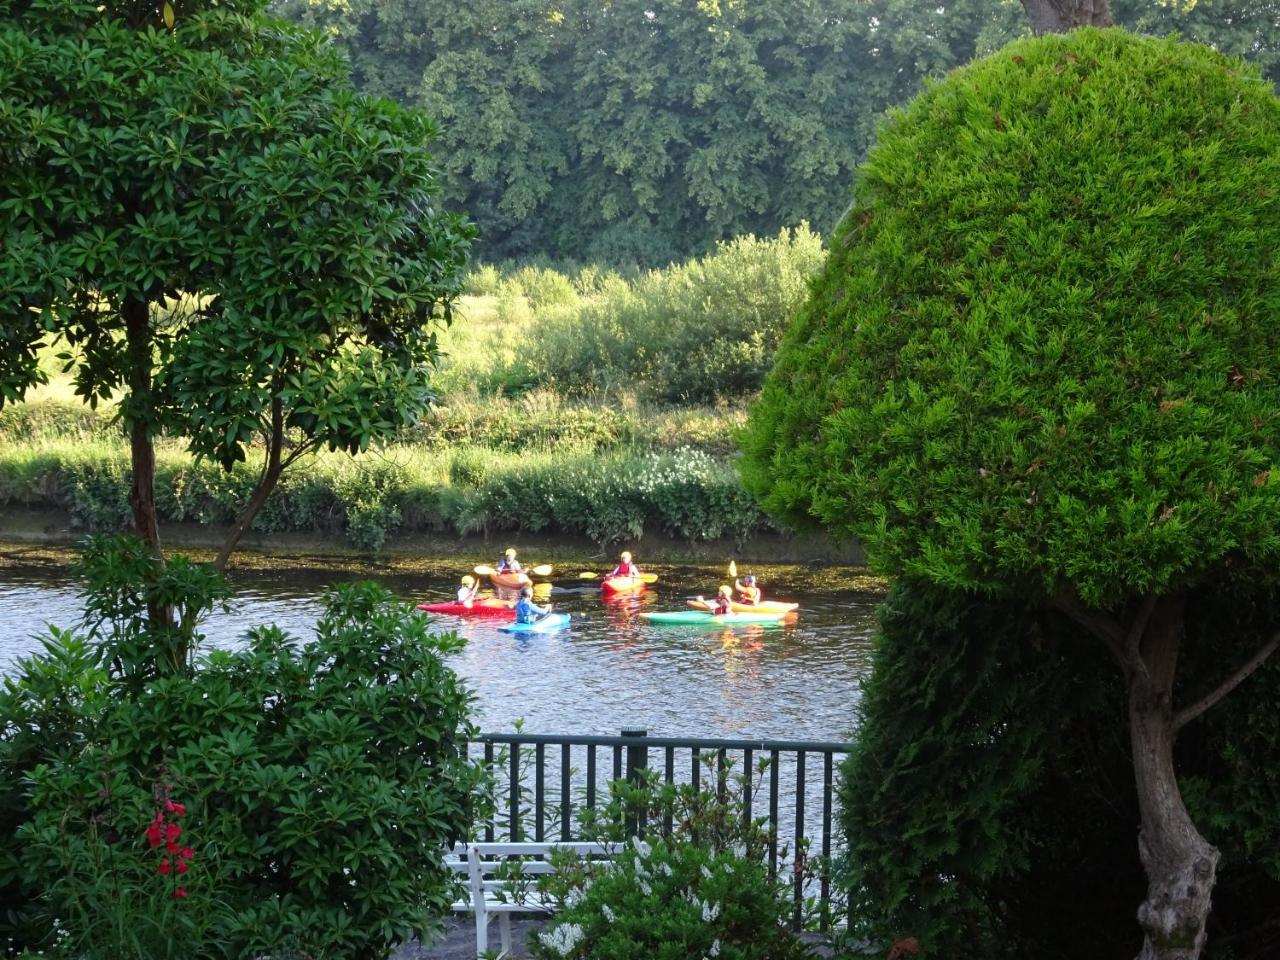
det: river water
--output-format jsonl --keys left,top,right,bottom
{"left": 0, "top": 543, "right": 884, "bottom": 743}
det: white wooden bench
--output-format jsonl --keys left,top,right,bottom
{"left": 446, "top": 841, "right": 615, "bottom": 958}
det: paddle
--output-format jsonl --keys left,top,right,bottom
{"left": 729, "top": 560, "right": 737, "bottom": 578}
{"left": 578, "top": 571, "right": 659, "bottom": 583}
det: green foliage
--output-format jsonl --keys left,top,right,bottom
{"left": 529, "top": 226, "right": 824, "bottom": 403}
{"left": 277, "top": 0, "right": 1026, "bottom": 264}
{"left": 743, "top": 29, "right": 1280, "bottom": 607}
{"left": 0, "top": 439, "right": 770, "bottom": 548}
{"left": 839, "top": 582, "right": 1280, "bottom": 959}
{"left": 0, "top": 550, "right": 483, "bottom": 959}
{"left": 0, "top": 0, "right": 470, "bottom": 553}
{"left": 530, "top": 837, "right": 809, "bottom": 960}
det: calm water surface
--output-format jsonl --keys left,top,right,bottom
{"left": 0, "top": 544, "right": 883, "bottom": 742}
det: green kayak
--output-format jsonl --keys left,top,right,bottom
{"left": 641, "top": 610, "right": 789, "bottom": 626}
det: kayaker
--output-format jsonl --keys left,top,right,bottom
{"left": 734, "top": 574, "right": 762, "bottom": 606}
{"left": 497, "top": 548, "right": 523, "bottom": 574}
{"left": 457, "top": 575, "right": 480, "bottom": 608}
{"left": 607, "top": 551, "right": 641, "bottom": 579}
{"left": 513, "top": 585, "right": 549, "bottom": 624}
{"left": 711, "top": 585, "right": 735, "bottom": 615}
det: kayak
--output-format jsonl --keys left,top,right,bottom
{"left": 490, "top": 571, "right": 533, "bottom": 591}
{"left": 499, "top": 612, "right": 572, "bottom": 634}
{"left": 417, "top": 598, "right": 515, "bottom": 619}
{"left": 687, "top": 599, "right": 799, "bottom": 615}
{"left": 601, "top": 575, "right": 647, "bottom": 595}
{"left": 642, "top": 611, "right": 789, "bottom": 626}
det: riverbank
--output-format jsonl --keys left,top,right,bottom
{"left": 0, "top": 507, "right": 866, "bottom": 567}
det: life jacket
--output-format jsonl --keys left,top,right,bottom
{"left": 610, "top": 562, "right": 639, "bottom": 578}
{"left": 498, "top": 559, "right": 522, "bottom": 574}
{"left": 739, "top": 585, "right": 761, "bottom": 605}
{"left": 514, "top": 597, "right": 538, "bottom": 623}
{"left": 713, "top": 596, "right": 733, "bottom": 615}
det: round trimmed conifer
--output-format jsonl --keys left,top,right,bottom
{"left": 743, "top": 27, "right": 1280, "bottom": 960}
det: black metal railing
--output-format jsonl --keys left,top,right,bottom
{"left": 472, "top": 729, "right": 854, "bottom": 931}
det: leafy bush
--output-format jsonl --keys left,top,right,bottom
{"left": 0, "top": 439, "right": 772, "bottom": 548}
{"left": 839, "top": 582, "right": 1280, "bottom": 959}
{"left": 531, "top": 837, "right": 808, "bottom": 960}
{"left": 1, "top": 541, "right": 484, "bottom": 959}
{"left": 529, "top": 226, "right": 823, "bottom": 403}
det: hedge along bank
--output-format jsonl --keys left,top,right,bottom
{"left": 0, "top": 441, "right": 773, "bottom": 552}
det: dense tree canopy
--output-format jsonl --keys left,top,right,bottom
{"left": 0, "top": 0, "right": 471, "bottom": 566}
{"left": 278, "top": 0, "right": 1279, "bottom": 264}
{"left": 742, "top": 27, "right": 1280, "bottom": 959}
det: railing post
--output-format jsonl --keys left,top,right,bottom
{"left": 622, "top": 727, "right": 648, "bottom": 837}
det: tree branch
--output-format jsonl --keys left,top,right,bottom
{"left": 1174, "top": 632, "right": 1280, "bottom": 732}
{"left": 1051, "top": 591, "right": 1133, "bottom": 672}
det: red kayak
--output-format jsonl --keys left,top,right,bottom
{"left": 601, "top": 575, "right": 647, "bottom": 596}
{"left": 417, "top": 598, "right": 515, "bottom": 619}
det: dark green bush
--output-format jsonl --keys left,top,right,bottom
{"left": 839, "top": 583, "right": 1280, "bottom": 959}
{"left": 1, "top": 541, "right": 484, "bottom": 959}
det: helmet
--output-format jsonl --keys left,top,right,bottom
{"left": 521, "top": 586, "right": 534, "bottom": 598}
{"left": 461, "top": 575, "right": 475, "bottom": 587}
{"left": 621, "top": 551, "right": 632, "bottom": 562}
{"left": 719, "top": 585, "right": 733, "bottom": 598}
{"left": 743, "top": 575, "right": 756, "bottom": 585}
{"left": 505, "top": 548, "right": 517, "bottom": 558}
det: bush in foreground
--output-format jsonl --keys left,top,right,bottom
{"left": 0, "top": 538, "right": 484, "bottom": 958}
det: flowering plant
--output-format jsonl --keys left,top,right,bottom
{"left": 530, "top": 836, "right": 809, "bottom": 960}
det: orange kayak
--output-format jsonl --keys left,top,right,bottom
{"left": 490, "top": 571, "right": 532, "bottom": 591}
{"left": 602, "top": 575, "right": 647, "bottom": 595}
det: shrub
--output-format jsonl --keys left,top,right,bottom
{"left": 530, "top": 226, "right": 824, "bottom": 404}
{"left": 1, "top": 542, "right": 484, "bottom": 959}
{"left": 838, "top": 582, "right": 1280, "bottom": 959}
{"left": 531, "top": 837, "right": 808, "bottom": 960}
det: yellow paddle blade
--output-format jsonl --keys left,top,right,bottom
{"left": 531, "top": 564, "right": 553, "bottom": 577}
{"left": 640, "top": 573, "right": 659, "bottom": 583}
{"left": 728, "top": 560, "right": 737, "bottom": 578}
{"left": 474, "top": 564, "right": 497, "bottom": 576}
{"left": 578, "top": 572, "right": 600, "bottom": 579}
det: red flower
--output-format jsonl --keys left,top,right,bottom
{"left": 173, "top": 887, "right": 188, "bottom": 899}
{"left": 158, "top": 858, "right": 172, "bottom": 875}
{"left": 176, "top": 859, "right": 189, "bottom": 875}
{"left": 166, "top": 841, "right": 180, "bottom": 853}
{"left": 170, "top": 802, "right": 186, "bottom": 817}
{"left": 145, "top": 822, "right": 164, "bottom": 848}
{"left": 166, "top": 823, "right": 181, "bottom": 843}
{"left": 179, "top": 846, "right": 194, "bottom": 860}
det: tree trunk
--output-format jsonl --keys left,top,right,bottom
{"left": 213, "top": 396, "right": 286, "bottom": 572}
{"left": 1020, "top": 0, "right": 1113, "bottom": 34}
{"left": 1130, "top": 596, "right": 1218, "bottom": 960}
{"left": 123, "top": 295, "right": 163, "bottom": 557}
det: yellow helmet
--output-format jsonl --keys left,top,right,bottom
{"left": 719, "top": 585, "right": 733, "bottom": 598}
{"left": 505, "top": 548, "right": 517, "bottom": 558}
{"left": 621, "top": 551, "right": 632, "bottom": 562}
{"left": 461, "top": 575, "right": 475, "bottom": 587}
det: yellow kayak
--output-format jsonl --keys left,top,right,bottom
{"left": 687, "top": 599, "right": 799, "bottom": 615}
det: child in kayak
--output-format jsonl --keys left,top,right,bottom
{"left": 607, "top": 551, "right": 641, "bottom": 579}
{"left": 514, "top": 585, "right": 549, "bottom": 624}
{"left": 734, "top": 574, "right": 762, "bottom": 606}
{"left": 457, "top": 575, "right": 480, "bottom": 608}
{"left": 694, "top": 585, "right": 736, "bottom": 615}
{"left": 498, "top": 548, "right": 523, "bottom": 574}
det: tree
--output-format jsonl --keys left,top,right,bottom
{"left": 280, "top": 0, "right": 1022, "bottom": 264}
{"left": 0, "top": 0, "right": 471, "bottom": 571}
{"left": 742, "top": 29, "right": 1280, "bottom": 960}
{"left": 1021, "top": 0, "right": 1113, "bottom": 33}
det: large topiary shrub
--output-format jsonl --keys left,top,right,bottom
{"left": 0, "top": 538, "right": 484, "bottom": 959}
{"left": 743, "top": 28, "right": 1280, "bottom": 959}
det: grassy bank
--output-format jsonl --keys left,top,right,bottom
{"left": 0, "top": 230, "right": 822, "bottom": 552}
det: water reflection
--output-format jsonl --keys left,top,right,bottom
{"left": 0, "top": 544, "right": 882, "bottom": 742}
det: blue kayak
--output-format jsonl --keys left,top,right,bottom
{"left": 498, "top": 612, "right": 571, "bottom": 634}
